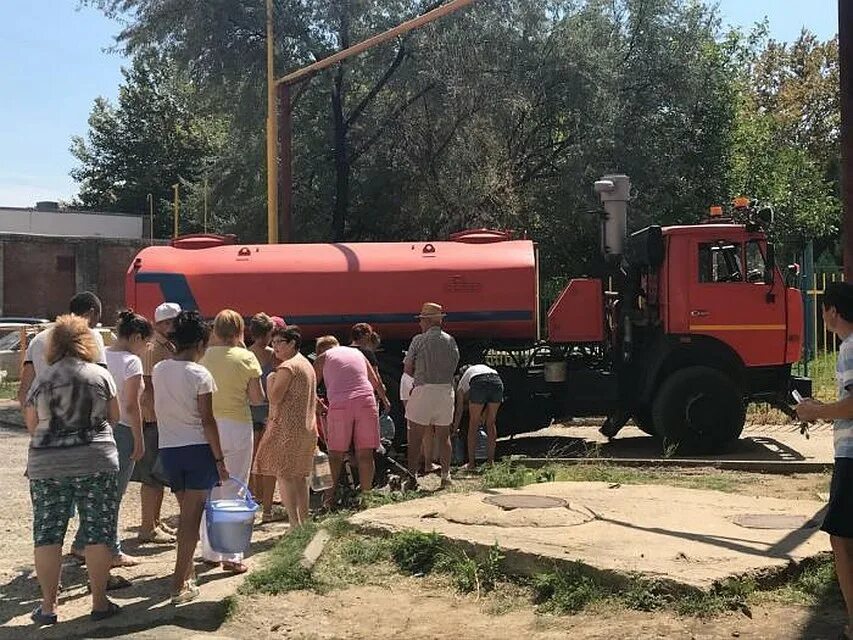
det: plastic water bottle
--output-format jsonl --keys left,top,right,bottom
{"left": 310, "top": 450, "right": 333, "bottom": 492}
{"left": 475, "top": 428, "right": 489, "bottom": 461}
{"left": 451, "top": 433, "right": 466, "bottom": 465}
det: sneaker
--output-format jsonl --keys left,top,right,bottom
{"left": 171, "top": 580, "right": 200, "bottom": 605}
{"left": 138, "top": 528, "right": 176, "bottom": 544}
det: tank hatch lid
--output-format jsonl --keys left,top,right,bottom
{"left": 171, "top": 234, "right": 238, "bottom": 249}
{"left": 448, "top": 228, "right": 515, "bottom": 244}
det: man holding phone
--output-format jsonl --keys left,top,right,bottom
{"left": 796, "top": 281, "right": 853, "bottom": 640}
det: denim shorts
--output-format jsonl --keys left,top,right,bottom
{"left": 469, "top": 373, "right": 504, "bottom": 405}
{"left": 159, "top": 444, "right": 220, "bottom": 493}
{"left": 823, "top": 458, "right": 853, "bottom": 538}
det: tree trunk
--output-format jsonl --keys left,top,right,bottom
{"left": 331, "top": 68, "right": 349, "bottom": 243}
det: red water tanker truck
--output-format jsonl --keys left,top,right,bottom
{"left": 126, "top": 174, "right": 809, "bottom": 452}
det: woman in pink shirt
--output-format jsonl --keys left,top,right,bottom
{"left": 314, "top": 336, "right": 389, "bottom": 505}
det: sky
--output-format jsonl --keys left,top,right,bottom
{"left": 0, "top": 1, "right": 841, "bottom": 208}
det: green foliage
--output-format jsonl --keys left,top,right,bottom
{"left": 339, "top": 536, "right": 391, "bottom": 566}
{"left": 531, "top": 565, "right": 603, "bottom": 614}
{"left": 241, "top": 523, "right": 318, "bottom": 595}
{"left": 436, "top": 543, "right": 505, "bottom": 595}
{"left": 70, "top": 48, "right": 224, "bottom": 237}
{"left": 389, "top": 530, "right": 446, "bottom": 575}
{"left": 481, "top": 461, "right": 556, "bottom": 489}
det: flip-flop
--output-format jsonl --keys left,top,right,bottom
{"left": 111, "top": 554, "right": 141, "bottom": 568}
{"left": 30, "top": 606, "right": 57, "bottom": 626}
{"left": 91, "top": 599, "right": 121, "bottom": 621}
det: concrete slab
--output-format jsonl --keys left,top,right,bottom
{"left": 350, "top": 482, "right": 831, "bottom": 591}
{"left": 499, "top": 423, "right": 835, "bottom": 465}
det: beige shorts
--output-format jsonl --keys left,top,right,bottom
{"left": 405, "top": 384, "right": 454, "bottom": 427}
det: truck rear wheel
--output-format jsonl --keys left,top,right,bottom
{"left": 652, "top": 366, "right": 745, "bottom": 454}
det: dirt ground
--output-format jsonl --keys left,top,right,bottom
{"left": 0, "top": 411, "right": 845, "bottom": 640}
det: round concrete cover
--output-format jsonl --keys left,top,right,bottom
{"left": 732, "top": 514, "right": 820, "bottom": 530}
{"left": 483, "top": 495, "right": 568, "bottom": 510}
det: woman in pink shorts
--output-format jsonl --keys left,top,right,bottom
{"left": 314, "top": 336, "right": 390, "bottom": 504}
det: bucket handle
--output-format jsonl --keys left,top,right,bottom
{"left": 206, "top": 477, "right": 256, "bottom": 507}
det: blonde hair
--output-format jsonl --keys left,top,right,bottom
{"left": 315, "top": 335, "right": 339, "bottom": 355}
{"left": 46, "top": 314, "right": 99, "bottom": 365}
{"left": 214, "top": 309, "right": 244, "bottom": 341}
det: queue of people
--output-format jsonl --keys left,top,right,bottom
{"left": 20, "top": 293, "right": 503, "bottom": 625}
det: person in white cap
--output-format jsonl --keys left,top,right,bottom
{"left": 404, "top": 302, "right": 459, "bottom": 488}
{"left": 134, "top": 302, "right": 182, "bottom": 544}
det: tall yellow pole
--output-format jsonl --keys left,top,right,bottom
{"left": 147, "top": 193, "right": 154, "bottom": 243}
{"left": 172, "top": 183, "right": 180, "bottom": 239}
{"left": 266, "top": 0, "right": 279, "bottom": 244}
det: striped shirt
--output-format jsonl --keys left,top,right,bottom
{"left": 835, "top": 334, "right": 853, "bottom": 458}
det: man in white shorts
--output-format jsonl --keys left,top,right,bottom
{"left": 404, "top": 302, "right": 459, "bottom": 488}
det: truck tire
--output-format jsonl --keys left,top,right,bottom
{"left": 651, "top": 366, "right": 745, "bottom": 454}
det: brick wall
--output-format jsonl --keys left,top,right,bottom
{"left": 0, "top": 234, "right": 167, "bottom": 322}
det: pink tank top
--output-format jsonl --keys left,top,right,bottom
{"left": 322, "top": 346, "right": 374, "bottom": 406}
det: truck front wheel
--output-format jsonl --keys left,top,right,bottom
{"left": 652, "top": 366, "right": 745, "bottom": 454}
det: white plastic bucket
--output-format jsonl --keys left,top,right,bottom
{"left": 205, "top": 479, "right": 258, "bottom": 554}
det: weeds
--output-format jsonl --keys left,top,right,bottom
{"left": 481, "top": 461, "right": 556, "bottom": 489}
{"left": 339, "top": 535, "right": 391, "bottom": 566}
{"left": 221, "top": 594, "right": 239, "bottom": 620}
{"left": 390, "top": 530, "right": 446, "bottom": 575}
{"left": 361, "top": 489, "right": 429, "bottom": 509}
{"left": 437, "top": 543, "right": 505, "bottom": 597}
{"left": 241, "top": 523, "right": 318, "bottom": 595}
{"left": 531, "top": 565, "right": 603, "bottom": 614}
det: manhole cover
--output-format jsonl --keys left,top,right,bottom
{"left": 732, "top": 514, "right": 820, "bottom": 530}
{"left": 483, "top": 495, "right": 568, "bottom": 511}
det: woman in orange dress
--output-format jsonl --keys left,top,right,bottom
{"left": 253, "top": 326, "right": 317, "bottom": 528}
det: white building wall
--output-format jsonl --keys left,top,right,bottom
{"left": 0, "top": 208, "right": 142, "bottom": 239}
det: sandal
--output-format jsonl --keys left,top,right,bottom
{"left": 171, "top": 580, "right": 200, "bottom": 605}
{"left": 222, "top": 561, "right": 248, "bottom": 574}
{"left": 90, "top": 599, "right": 122, "bottom": 621}
{"left": 261, "top": 507, "right": 288, "bottom": 523}
{"left": 138, "top": 528, "right": 176, "bottom": 544}
{"left": 30, "top": 605, "right": 58, "bottom": 626}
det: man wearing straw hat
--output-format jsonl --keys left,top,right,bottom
{"left": 404, "top": 302, "right": 459, "bottom": 488}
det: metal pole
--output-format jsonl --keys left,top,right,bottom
{"left": 147, "top": 193, "right": 154, "bottom": 244}
{"left": 172, "top": 183, "right": 180, "bottom": 239}
{"left": 278, "top": 83, "right": 292, "bottom": 243}
{"left": 842, "top": 0, "right": 853, "bottom": 280}
{"left": 203, "top": 177, "right": 209, "bottom": 234}
{"left": 266, "top": 0, "right": 279, "bottom": 244}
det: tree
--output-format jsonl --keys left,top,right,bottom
{"left": 70, "top": 49, "right": 224, "bottom": 237}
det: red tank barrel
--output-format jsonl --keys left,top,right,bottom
{"left": 126, "top": 234, "right": 538, "bottom": 342}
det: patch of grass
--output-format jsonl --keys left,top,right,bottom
{"left": 390, "top": 530, "right": 446, "bottom": 575}
{"left": 221, "top": 594, "right": 239, "bottom": 621}
{"left": 621, "top": 578, "right": 669, "bottom": 612}
{"left": 531, "top": 565, "right": 604, "bottom": 614}
{"left": 339, "top": 535, "right": 391, "bottom": 566}
{"left": 241, "top": 523, "right": 318, "bottom": 595}
{"left": 770, "top": 555, "right": 841, "bottom": 605}
{"left": 436, "top": 543, "right": 505, "bottom": 596}
{"left": 481, "top": 461, "right": 557, "bottom": 489}
{"left": 321, "top": 512, "right": 355, "bottom": 537}
{"left": 0, "top": 381, "right": 17, "bottom": 401}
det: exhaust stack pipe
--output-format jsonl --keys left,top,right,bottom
{"left": 594, "top": 174, "right": 631, "bottom": 263}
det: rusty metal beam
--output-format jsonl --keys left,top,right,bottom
{"left": 275, "top": 0, "right": 477, "bottom": 87}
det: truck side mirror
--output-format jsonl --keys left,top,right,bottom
{"left": 764, "top": 242, "right": 776, "bottom": 284}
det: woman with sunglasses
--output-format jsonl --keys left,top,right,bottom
{"left": 253, "top": 326, "right": 318, "bottom": 528}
